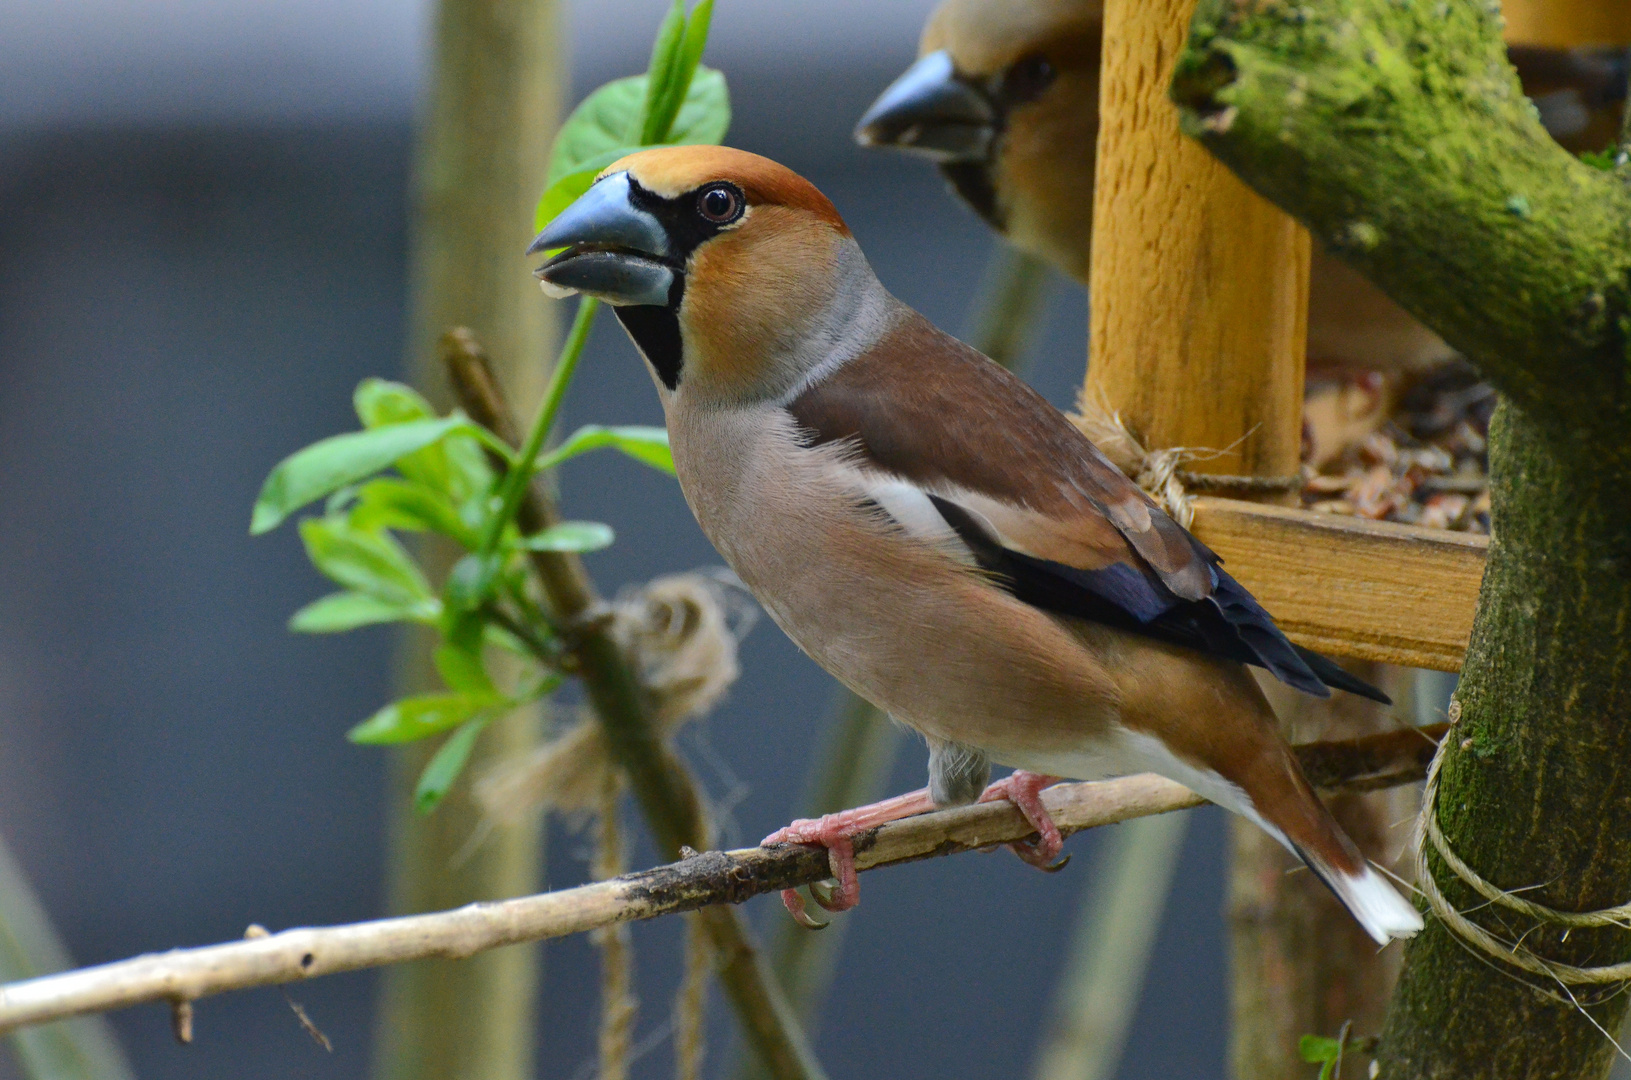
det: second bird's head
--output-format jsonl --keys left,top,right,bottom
{"left": 854, "top": 0, "right": 1102, "bottom": 283}
{"left": 530, "top": 145, "right": 892, "bottom": 408}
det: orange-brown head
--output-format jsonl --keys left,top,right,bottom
{"left": 531, "top": 146, "right": 895, "bottom": 406}
{"left": 855, "top": 0, "right": 1102, "bottom": 282}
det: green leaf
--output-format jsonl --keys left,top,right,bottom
{"left": 289, "top": 591, "right": 439, "bottom": 633}
{"left": 536, "top": 159, "right": 622, "bottom": 233}
{"left": 641, "top": 0, "right": 689, "bottom": 145}
{"left": 483, "top": 621, "right": 532, "bottom": 657}
{"left": 414, "top": 718, "right": 491, "bottom": 814}
{"left": 666, "top": 68, "right": 729, "bottom": 147}
{"left": 350, "top": 478, "right": 477, "bottom": 546}
{"left": 299, "top": 518, "right": 434, "bottom": 606}
{"left": 348, "top": 693, "right": 500, "bottom": 745}
{"left": 520, "top": 521, "right": 615, "bottom": 553}
{"left": 537, "top": 424, "right": 675, "bottom": 474}
{"left": 354, "top": 379, "right": 435, "bottom": 428}
{"left": 1299, "top": 1035, "right": 1341, "bottom": 1064}
{"left": 444, "top": 552, "right": 507, "bottom": 614}
{"left": 434, "top": 641, "right": 497, "bottom": 696}
{"left": 541, "top": 67, "right": 730, "bottom": 194}
{"left": 442, "top": 430, "right": 500, "bottom": 505}
{"left": 646, "top": 0, "right": 715, "bottom": 144}
{"left": 677, "top": 0, "right": 715, "bottom": 93}
{"left": 1298, "top": 1035, "right": 1345, "bottom": 1079}
{"left": 547, "top": 78, "right": 645, "bottom": 187}
{"left": 253, "top": 417, "right": 471, "bottom": 534}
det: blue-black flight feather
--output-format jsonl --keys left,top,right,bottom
{"left": 926, "top": 495, "right": 1391, "bottom": 705}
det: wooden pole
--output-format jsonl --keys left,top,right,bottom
{"left": 373, "top": 2, "right": 562, "bottom": 1079}
{"left": 1086, "top": 1, "right": 1411, "bottom": 1076}
{"left": 1085, "top": 0, "right": 1307, "bottom": 477}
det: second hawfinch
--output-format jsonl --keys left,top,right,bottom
{"left": 528, "top": 145, "right": 1424, "bottom": 945}
{"left": 855, "top": 0, "right": 1627, "bottom": 378}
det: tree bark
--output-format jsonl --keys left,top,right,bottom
{"left": 374, "top": 2, "right": 562, "bottom": 1079}
{"left": 1173, "top": 3, "right": 1631, "bottom": 1076}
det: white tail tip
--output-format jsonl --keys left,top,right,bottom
{"left": 1328, "top": 864, "right": 1424, "bottom": 945}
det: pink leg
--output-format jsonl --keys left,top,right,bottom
{"left": 979, "top": 771, "right": 1066, "bottom": 870}
{"left": 761, "top": 788, "right": 938, "bottom": 923}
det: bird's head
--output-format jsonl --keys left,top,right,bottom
{"left": 531, "top": 145, "right": 892, "bottom": 407}
{"left": 855, "top": 0, "right": 1101, "bottom": 282}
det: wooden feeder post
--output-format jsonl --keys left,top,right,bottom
{"left": 1503, "top": 0, "right": 1631, "bottom": 47}
{"left": 1087, "top": 0, "right": 1405, "bottom": 1074}
{"left": 1085, "top": 2, "right": 1306, "bottom": 476}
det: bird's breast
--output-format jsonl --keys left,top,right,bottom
{"left": 661, "top": 399, "right": 1121, "bottom": 760}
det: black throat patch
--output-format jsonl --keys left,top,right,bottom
{"left": 614, "top": 300, "right": 684, "bottom": 390}
{"left": 938, "top": 161, "right": 1003, "bottom": 231}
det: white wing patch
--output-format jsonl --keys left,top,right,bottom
{"left": 862, "top": 476, "right": 979, "bottom": 566}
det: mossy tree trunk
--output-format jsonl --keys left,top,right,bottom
{"left": 1171, "top": 2, "right": 1631, "bottom": 1076}
{"left": 373, "top": 2, "right": 562, "bottom": 1079}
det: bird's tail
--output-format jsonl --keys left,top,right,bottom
{"left": 1291, "top": 840, "right": 1424, "bottom": 945}
{"left": 1238, "top": 756, "right": 1423, "bottom": 944}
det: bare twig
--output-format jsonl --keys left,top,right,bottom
{"left": 0, "top": 726, "right": 1438, "bottom": 1036}
{"left": 439, "top": 329, "right": 822, "bottom": 1080}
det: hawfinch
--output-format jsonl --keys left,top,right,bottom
{"left": 855, "top": 0, "right": 1627, "bottom": 378}
{"left": 528, "top": 145, "right": 1423, "bottom": 944}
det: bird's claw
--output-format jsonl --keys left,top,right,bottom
{"left": 1011, "top": 845, "right": 1071, "bottom": 873}
{"left": 779, "top": 888, "right": 830, "bottom": 930}
{"left": 979, "top": 770, "right": 1067, "bottom": 872}
{"left": 764, "top": 816, "right": 861, "bottom": 927}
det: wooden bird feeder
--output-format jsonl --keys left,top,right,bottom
{"left": 1088, "top": 0, "right": 1629, "bottom": 672}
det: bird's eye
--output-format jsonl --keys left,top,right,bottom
{"left": 697, "top": 183, "right": 744, "bottom": 225}
{"left": 1001, "top": 53, "right": 1057, "bottom": 105}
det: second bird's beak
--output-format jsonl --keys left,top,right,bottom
{"left": 528, "top": 171, "right": 676, "bottom": 307}
{"left": 854, "top": 50, "right": 996, "bottom": 163}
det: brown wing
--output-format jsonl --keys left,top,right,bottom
{"left": 786, "top": 309, "right": 1387, "bottom": 704}
{"left": 787, "top": 309, "right": 1213, "bottom": 599}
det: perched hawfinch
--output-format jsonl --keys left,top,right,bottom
{"left": 528, "top": 145, "right": 1424, "bottom": 944}
{"left": 855, "top": 0, "right": 1630, "bottom": 378}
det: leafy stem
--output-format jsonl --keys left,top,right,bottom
{"left": 478, "top": 296, "right": 602, "bottom": 555}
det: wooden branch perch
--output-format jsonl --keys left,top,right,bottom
{"left": 0, "top": 724, "right": 1442, "bottom": 1036}
{"left": 439, "top": 329, "right": 825, "bottom": 1080}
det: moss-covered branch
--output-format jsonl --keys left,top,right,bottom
{"left": 1171, "top": 0, "right": 1631, "bottom": 447}
{"left": 1172, "top": 2, "right": 1631, "bottom": 1076}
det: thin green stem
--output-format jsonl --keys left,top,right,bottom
{"left": 482, "top": 602, "right": 561, "bottom": 670}
{"left": 480, "top": 297, "right": 600, "bottom": 553}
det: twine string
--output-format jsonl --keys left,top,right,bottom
{"left": 1071, "top": 394, "right": 1302, "bottom": 529}
{"left": 1415, "top": 730, "right": 1631, "bottom": 987}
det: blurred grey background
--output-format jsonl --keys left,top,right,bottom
{"left": 0, "top": 2, "right": 1229, "bottom": 1077}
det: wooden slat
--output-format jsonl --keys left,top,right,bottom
{"left": 1504, "top": 0, "right": 1631, "bottom": 48}
{"left": 1188, "top": 496, "right": 1488, "bottom": 672}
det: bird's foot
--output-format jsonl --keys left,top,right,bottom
{"left": 761, "top": 788, "right": 937, "bottom": 927}
{"left": 764, "top": 818, "right": 859, "bottom": 924}
{"left": 978, "top": 770, "right": 1068, "bottom": 871}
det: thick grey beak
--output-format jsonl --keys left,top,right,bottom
{"left": 528, "top": 171, "right": 676, "bottom": 307}
{"left": 854, "top": 50, "right": 996, "bottom": 163}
